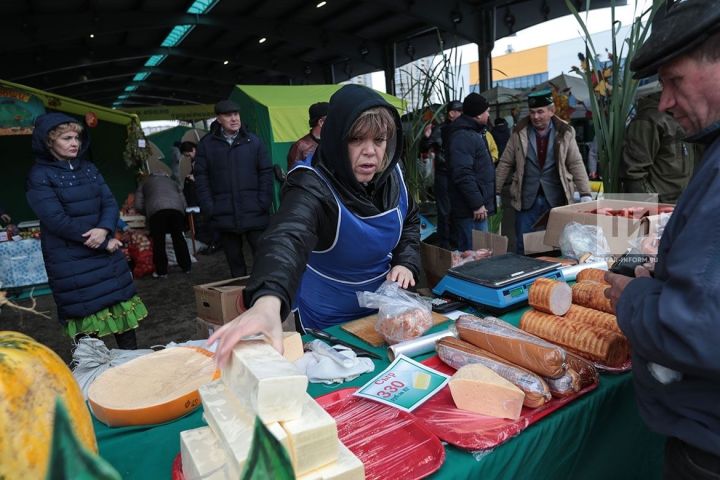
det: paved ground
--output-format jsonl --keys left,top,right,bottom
{"left": 2, "top": 250, "right": 232, "bottom": 364}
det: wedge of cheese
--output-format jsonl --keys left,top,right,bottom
{"left": 298, "top": 443, "right": 365, "bottom": 480}
{"left": 199, "top": 380, "right": 290, "bottom": 476}
{"left": 449, "top": 363, "right": 525, "bottom": 420}
{"left": 180, "top": 426, "right": 227, "bottom": 480}
{"left": 280, "top": 394, "right": 339, "bottom": 475}
{"left": 222, "top": 340, "right": 308, "bottom": 423}
{"left": 282, "top": 332, "right": 305, "bottom": 362}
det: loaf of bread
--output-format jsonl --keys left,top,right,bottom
{"left": 575, "top": 268, "right": 609, "bottom": 285}
{"left": 564, "top": 304, "right": 621, "bottom": 333}
{"left": 528, "top": 277, "right": 572, "bottom": 316}
{"left": 520, "top": 310, "right": 629, "bottom": 367}
{"left": 456, "top": 314, "right": 567, "bottom": 378}
{"left": 571, "top": 281, "right": 615, "bottom": 314}
{"left": 436, "top": 337, "right": 551, "bottom": 408}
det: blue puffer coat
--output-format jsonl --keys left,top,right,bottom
{"left": 193, "top": 122, "right": 273, "bottom": 232}
{"left": 25, "top": 113, "right": 136, "bottom": 323}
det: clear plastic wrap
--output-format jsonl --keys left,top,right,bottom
{"left": 559, "top": 221, "right": 611, "bottom": 260}
{"left": 436, "top": 337, "right": 551, "bottom": 407}
{"left": 315, "top": 388, "right": 445, "bottom": 479}
{"left": 628, "top": 212, "right": 672, "bottom": 272}
{"left": 450, "top": 248, "right": 493, "bottom": 267}
{"left": 356, "top": 280, "right": 433, "bottom": 345}
{"left": 455, "top": 315, "right": 567, "bottom": 378}
{"left": 543, "top": 369, "right": 581, "bottom": 398}
{"left": 413, "top": 356, "right": 597, "bottom": 450}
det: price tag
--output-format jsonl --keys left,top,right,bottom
{"left": 354, "top": 354, "right": 449, "bottom": 412}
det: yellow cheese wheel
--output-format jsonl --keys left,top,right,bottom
{"left": 88, "top": 347, "right": 219, "bottom": 426}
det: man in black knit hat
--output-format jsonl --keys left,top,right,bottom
{"left": 446, "top": 93, "right": 496, "bottom": 251}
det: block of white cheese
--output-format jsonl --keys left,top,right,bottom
{"left": 448, "top": 363, "right": 525, "bottom": 420}
{"left": 222, "top": 339, "right": 308, "bottom": 423}
{"left": 298, "top": 443, "right": 365, "bottom": 480}
{"left": 180, "top": 426, "right": 227, "bottom": 480}
{"left": 280, "top": 394, "right": 339, "bottom": 475}
{"left": 199, "top": 380, "right": 290, "bottom": 477}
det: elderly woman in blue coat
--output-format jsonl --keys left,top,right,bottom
{"left": 26, "top": 113, "right": 147, "bottom": 349}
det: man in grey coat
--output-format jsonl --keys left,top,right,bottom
{"left": 135, "top": 172, "right": 191, "bottom": 277}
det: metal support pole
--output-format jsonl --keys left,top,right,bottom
{"left": 383, "top": 42, "right": 397, "bottom": 95}
{"left": 477, "top": 7, "right": 496, "bottom": 92}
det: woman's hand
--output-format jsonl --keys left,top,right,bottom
{"left": 387, "top": 265, "right": 415, "bottom": 289}
{"left": 82, "top": 228, "right": 108, "bottom": 249}
{"left": 207, "top": 296, "right": 284, "bottom": 368}
{"left": 106, "top": 238, "right": 123, "bottom": 253}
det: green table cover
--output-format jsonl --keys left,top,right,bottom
{"left": 94, "top": 309, "right": 664, "bottom": 479}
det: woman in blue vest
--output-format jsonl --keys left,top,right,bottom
{"left": 210, "top": 84, "right": 420, "bottom": 364}
{"left": 26, "top": 113, "right": 147, "bottom": 349}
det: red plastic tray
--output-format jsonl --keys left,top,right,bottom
{"left": 317, "top": 388, "right": 445, "bottom": 480}
{"left": 171, "top": 453, "right": 184, "bottom": 480}
{"left": 412, "top": 355, "right": 598, "bottom": 450}
{"left": 594, "top": 357, "right": 632, "bottom": 373}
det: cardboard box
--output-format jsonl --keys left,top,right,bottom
{"left": 193, "top": 277, "right": 250, "bottom": 324}
{"left": 523, "top": 231, "right": 556, "bottom": 255}
{"left": 195, "top": 316, "right": 221, "bottom": 340}
{"left": 421, "top": 231, "right": 508, "bottom": 287}
{"left": 544, "top": 199, "right": 674, "bottom": 256}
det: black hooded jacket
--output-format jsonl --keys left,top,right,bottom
{"left": 244, "top": 85, "right": 420, "bottom": 318}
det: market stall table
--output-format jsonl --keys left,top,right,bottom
{"left": 93, "top": 309, "right": 664, "bottom": 479}
{"left": 0, "top": 238, "right": 47, "bottom": 288}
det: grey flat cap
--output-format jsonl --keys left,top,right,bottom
{"left": 631, "top": 0, "right": 720, "bottom": 79}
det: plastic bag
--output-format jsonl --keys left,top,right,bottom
{"left": 356, "top": 280, "right": 433, "bottom": 345}
{"left": 559, "top": 222, "right": 611, "bottom": 260}
{"left": 450, "top": 248, "right": 493, "bottom": 267}
{"left": 627, "top": 212, "right": 672, "bottom": 272}
{"left": 71, "top": 337, "right": 153, "bottom": 399}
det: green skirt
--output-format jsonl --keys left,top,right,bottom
{"left": 64, "top": 295, "right": 148, "bottom": 338}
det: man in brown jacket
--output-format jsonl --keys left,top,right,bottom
{"left": 287, "top": 102, "right": 329, "bottom": 170}
{"left": 495, "top": 90, "right": 592, "bottom": 254}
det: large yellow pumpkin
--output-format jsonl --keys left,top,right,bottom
{"left": 0, "top": 331, "right": 97, "bottom": 478}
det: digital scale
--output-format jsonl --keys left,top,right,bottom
{"left": 432, "top": 253, "right": 564, "bottom": 314}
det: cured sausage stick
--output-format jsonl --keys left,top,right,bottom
{"left": 436, "top": 337, "right": 551, "bottom": 407}
{"left": 571, "top": 281, "right": 615, "bottom": 314}
{"left": 544, "top": 369, "right": 581, "bottom": 398}
{"left": 520, "top": 310, "right": 629, "bottom": 367}
{"left": 528, "top": 277, "right": 572, "bottom": 315}
{"left": 456, "top": 315, "right": 567, "bottom": 378}
{"left": 576, "top": 268, "right": 609, "bottom": 285}
{"left": 565, "top": 304, "right": 621, "bottom": 333}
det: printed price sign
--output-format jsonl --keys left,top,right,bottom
{"left": 354, "top": 354, "right": 449, "bottom": 412}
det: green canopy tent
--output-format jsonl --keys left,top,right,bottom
{"left": 228, "top": 84, "right": 405, "bottom": 208}
{"left": 0, "top": 79, "right": 139, "bottom": 223}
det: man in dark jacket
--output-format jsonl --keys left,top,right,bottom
{"left": 420, "top": 100, "right": 462, "bottom": 248}
{"left": 447, "top": 93, "right": 496, "bottom": 251}
{"left": 492, "top": 117, "right": 511, "bottom": 158}
{"left": 621, "top": 92, "right": 693, "bottom": 203}
{"left": 605, "top": 1, "right": 720, "bottom": 477}
{"left": 194, "top": 100, "right": 273, "bottom": 277}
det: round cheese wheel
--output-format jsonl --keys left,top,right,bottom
{"left": 88, "top": 347, "right": 219, "bottom": 427}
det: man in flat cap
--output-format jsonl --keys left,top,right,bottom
{"left": 194, "top": 99, "right": 273, "bottom": 277}
{"left": 419, "top": 100, "right": 464, "bottom": 248}
{"left": 445, "top": 93, "right": 496, "bottom": 251}
{"left": 495, "top": 88, "right": 591, "bottom": 254}
{"left": 287, "top": 102, "right": 329, "bottom": 171}
{"left": 605, "top": 1, "right": 720, "bottom": 477}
